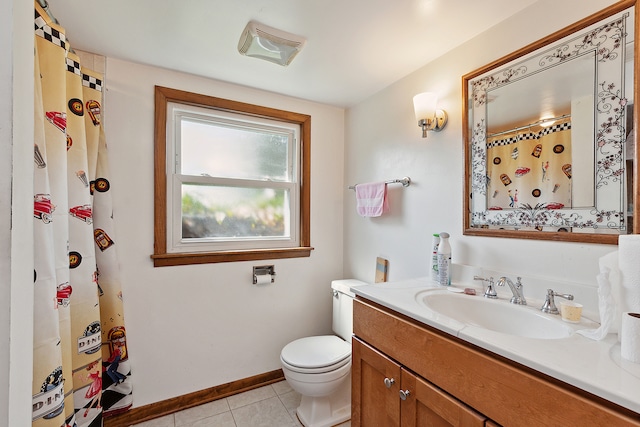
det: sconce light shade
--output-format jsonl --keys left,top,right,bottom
{"left": 413, "top": 92, "right": 448, "bottom": 138}
{"left": 238, "top": 21, "right": 306, "bottom": 66}
{"left": 413, "top": 92, "right": 438, "bottom": 121}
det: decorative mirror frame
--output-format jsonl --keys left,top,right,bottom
{"left": 462, "top": 0, "right": 639, "bottom": 244}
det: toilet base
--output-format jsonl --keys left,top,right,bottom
{"left": 294, "top": 372, "right": 351, "bottom": 427}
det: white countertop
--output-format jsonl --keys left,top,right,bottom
{"left": 352, "top": 276, "right": 640, "bottom": 414}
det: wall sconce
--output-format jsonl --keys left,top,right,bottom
{"left": 413, "top": 92, "right": 448, "bottom": 138}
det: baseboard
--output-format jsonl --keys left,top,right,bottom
{"left": 104, "top": 369, "right": 285, "bottom": 427}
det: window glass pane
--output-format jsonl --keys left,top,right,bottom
{"left": 181, "top": 184, "right": 289, "bottom": 239}
{"left": 180, "top": 118, "right": 290, "bottom": 181}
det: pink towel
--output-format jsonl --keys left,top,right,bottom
{"left": 355, "top": 182, "right": 389, "bottom": 217}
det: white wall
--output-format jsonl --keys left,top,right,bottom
{"left": 0, "top": 4, "right": 13, "bottom": 424}
{"left": 344, "top": 0, "right": 621, "bottom": 301}
{"left": 104, "top": 59, "right": 345, "bottom": 406}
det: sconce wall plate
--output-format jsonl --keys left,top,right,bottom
{"left": 417, "top": 109, "right": 448, "bottom": 138}
{"left": 419, "top": 109, "right": 448, "bottom": 132}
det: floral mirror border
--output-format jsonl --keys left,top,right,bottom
{"left": 463, "top": 3, "right": 637, "bottom": 244}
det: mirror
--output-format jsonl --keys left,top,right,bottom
{"left": 463, "top": 0, "right": 638, "bottom": 244}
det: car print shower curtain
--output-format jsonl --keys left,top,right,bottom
{"left": 486, "top": 117, "right": 573, "bottom": 212}
{"left": 33, "top": 2, "right": 133, "bottom": 426}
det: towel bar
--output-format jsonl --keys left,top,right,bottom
{"left": 348, "top": 176, "right": 411, "bottom": 190}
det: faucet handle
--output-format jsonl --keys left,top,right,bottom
{"left": 510, "top": 277, "right": 526, "bottom": 305}
{"left": 541, "top": 288, "right": 573, "bottom": 314}
{"left": 474, "top": 276, "right": 497, "bottom": 299}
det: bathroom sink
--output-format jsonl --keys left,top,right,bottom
{"left": 416, "top": 290, "right": 573, "bottom": 339}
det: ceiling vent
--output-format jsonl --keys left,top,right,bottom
{"left": 238, "top": 21, "right": 306, "bottom": 66}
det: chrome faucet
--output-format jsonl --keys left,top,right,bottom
{"left": 540, "top": 288, "right": 573, "bottom": 314}
{"left": 497, "top": 276, "right": 526, "bottom": 305}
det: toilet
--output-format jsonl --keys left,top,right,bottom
{"left": 280, "top": 279, "right": 366, "bottom": 427}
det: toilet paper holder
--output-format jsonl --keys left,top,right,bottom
{"left": 253, "top": 265, "right": 276, "bottom": 284}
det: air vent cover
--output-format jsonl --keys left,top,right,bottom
{"left": 238, "top": 21, "right": 306, "bottom": 66}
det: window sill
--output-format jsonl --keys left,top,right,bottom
{"left": 151, "top": 246, "right": 314, "bottom": 267}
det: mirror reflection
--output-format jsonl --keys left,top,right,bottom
{"left": 463, "top": 3, "right": 636, "bottom": 243}
{"left": 485, "top": 55, "right": 596, "bottom": 213}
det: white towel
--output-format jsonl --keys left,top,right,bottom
{"left": 576, "top": 262, "right": 618, "bottom": 340}
{"left": 355, "top": 182, "right": 389, "bottom": 217}
{"left": 582, "top": 238, "right": 640, "bottom": 340}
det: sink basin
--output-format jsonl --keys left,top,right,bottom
{"left": 417, "top": 290, "right": 573, "bottom": 339}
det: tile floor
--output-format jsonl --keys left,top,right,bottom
{"left": 131, "top": 380, "right": 351, "bottom": 427}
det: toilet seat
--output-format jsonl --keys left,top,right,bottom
{"left": 281, "top": 335, "right": 351, "bottom": 374}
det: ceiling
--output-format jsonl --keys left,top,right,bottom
{"left": 48, "top": 0, "right": 539, "bottom": 108}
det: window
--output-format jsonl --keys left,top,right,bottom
{"left": 152, "top": 86, "right": 312, "bottom": 266}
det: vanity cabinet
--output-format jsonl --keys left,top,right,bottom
{"left": 352, "top": 298, "right": 640, "bottom": 427}
{"left": 352, "top": 337, "right": 486, "bottom": 426}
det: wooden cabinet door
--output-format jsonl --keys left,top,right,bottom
{"left": 352, "top": 337, "right": 402, "bottom": 426}
{"left": 400, "top": 368, "right": 486, "bottom": 427}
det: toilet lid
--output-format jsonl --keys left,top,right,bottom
{"left": 281, "top": 335, "right": 351, "bottom": 369}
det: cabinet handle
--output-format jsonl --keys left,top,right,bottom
{"left": 383, "top": 377, "right": 395, "bottom": 388}
{"left": 399, "top": 389, "right": 411, "bottom": 400}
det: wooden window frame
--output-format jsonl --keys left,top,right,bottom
{"left": 152, "top": 86, "right": 312, "bottom": 267}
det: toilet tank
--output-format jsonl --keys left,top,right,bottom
{"left": 331, "top": 279, "right": 368, "bottom": 341}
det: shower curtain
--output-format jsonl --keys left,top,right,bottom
{"left": 486, "top": 118, "right": 573, "bottom": 211}
{"left": 33, "top": 3, "right": 132, "bottom": 426}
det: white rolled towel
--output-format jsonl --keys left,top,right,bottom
{"left": 621, "top": 312, "right": 640, "bottom": 363}
{"left": 618, "top": 235, "right": 640, "bottom": 316}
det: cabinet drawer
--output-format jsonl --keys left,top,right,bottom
{"left": 354, "top": 298, "right": 640, "bottom": 426}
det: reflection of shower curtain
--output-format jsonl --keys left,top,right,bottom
{"left": 33, "top": 3, "right": 132, "bottom": 426}
{"left": 487, "top": 119, "right": 572, "bottom": 210}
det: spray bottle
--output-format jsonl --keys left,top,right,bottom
{"left": 437, "top": 232, "right": 451, "bottom": 286}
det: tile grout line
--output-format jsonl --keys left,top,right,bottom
{"left": 229, "top": 405, "right": 239, "bottom": 427}
{"left": 133, "top": 381, "right": 299, "bottom": 427}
